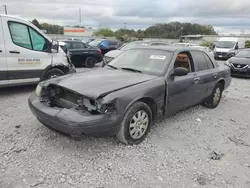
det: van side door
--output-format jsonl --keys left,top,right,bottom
{"left": 2, "top": 16, "right": 52, "bottom": 84}
{"left": 0, "top": 17, "right": 8, "bottom": 86}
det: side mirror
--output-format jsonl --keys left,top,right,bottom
{"left": 235, "top": 45, "right": 239, "bottom": 50}
{"left": 173, "top": 67, "right": 189, "bottom": 76}
{"left": 51, "top": 40, "right": 59, "bottom": 53}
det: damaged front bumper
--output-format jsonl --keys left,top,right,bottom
{"left": 28, "top": 93, "right": 122, "bottom": 137}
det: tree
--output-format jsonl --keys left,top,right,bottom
{"left": 31, "top": 19, "right": 41, "bottom": 29}
{"left": 94, "top": 28, "right": 114, "bottom": 37}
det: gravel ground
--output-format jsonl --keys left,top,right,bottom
{"left": 0, "top": 64, "right": 250, "bottom": 188}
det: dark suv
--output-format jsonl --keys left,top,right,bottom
{"left": 88, "top": 39, "right": 121, "bottom": 55}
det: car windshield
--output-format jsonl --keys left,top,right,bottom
{"left": 89, "top": 39, "right": 103, "bottom": 46}
{"left": 235, "top": 50, "right": 250, "bottom": 58}
{"left": 216, "top": 41, "right": 236, "bottom": 48}
{"left": 108, "top": 49, "right": 173, "bottom": 76}
{"left": 119, "top": 42, "right": 149, "bottom": 50}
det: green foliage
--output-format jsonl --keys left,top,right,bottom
{"left": 40, "top": 23, "right": 64, "bottom": 34}
{"left": 200, "top": 41, "right": 213, "bottom": 48}
{"left": 144, "top": 22, "right": 217, "bottom": 39}
{"left": 31, "top": 18, "right": 63, "bottom": 34}
{"left": 245, "top": 40, "right": 250, "bottom": 48}
{"left": 31, "top": 19, "right": 41, "bottom": 29}
{"left": 94, "top": 28, "right": 114, "bottom": 37}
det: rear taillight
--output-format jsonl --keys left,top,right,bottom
{"left": 98, "top": 49, "right": 102, "bottom": 54}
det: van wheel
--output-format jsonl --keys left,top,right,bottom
{"left": 85, "top": 57, "right": 96, "bottom": 68}
{"left": 203, "top": 83, "right": 223, "bottom": 108}
{"left": 116, "top": 102, "right": 152, "bottom": 145}
{"left": 42, "top": 68, "right": 64, "bottom": 81}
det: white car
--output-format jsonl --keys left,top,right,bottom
{"left": 0, "top": 14, "right": 75, "bottom": 87}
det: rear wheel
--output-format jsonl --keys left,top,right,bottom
{"left": 42, "top": 68, "right": 64, "bottom": 81}
{"left": 116, "top": 102, "right": 152, "bottom": 145}
{"left": 85, "top": 57, "right": 96, "bottom": 68}
{"left": 203, "top": 83, "right": 223, "bottom": 108}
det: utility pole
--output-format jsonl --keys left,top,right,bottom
{"left": 79, "top": 8, "right": 82, "bottom": 25}
{"left": 3, "top": 5, "right": 7, "bottom": 15}
{"left": 124, "top": 23, "right": 127, "bottom": 29}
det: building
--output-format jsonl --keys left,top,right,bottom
{"left": 63, "top": 27, "right": 96, "bottom": 37}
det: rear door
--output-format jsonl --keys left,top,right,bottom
{"left": 0, "top": 17, "right": 8, "bottom": 85}
{"left": 191, "top": 50, "right": 216, "bottom": 100}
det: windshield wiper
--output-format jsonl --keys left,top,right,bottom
{"left": 121, "top": 67, "right": 141, "bottom": 73}
{"left": 106, "top": 64, "right": 118, "bottom": 69}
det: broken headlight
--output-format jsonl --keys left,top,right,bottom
{"left": 35, "top": 84, "right": 42, "bottom": 97}
{"left": 80, "top": 97, "right": 116, "bottom": 114}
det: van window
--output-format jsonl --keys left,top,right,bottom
{"left": 8, "top": 22, "right": 32, "bottom": 49}
{"left": 29, "top": 28, "right": 47, "bottom": 51}
{"left": 8, "top": 21, "right": 47, "bottom": 51}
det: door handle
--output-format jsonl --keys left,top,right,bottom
{"left": 194, "top": 77, "right": 200, "bottom": 83}
{"left": 9, "top": 51, "right": 20, "bottom": 54}
{"left": 213, "top": 73, "right": 218, "bottom": 79}
{"left": 0, "top": 50, "right": 2, "bottom": 52}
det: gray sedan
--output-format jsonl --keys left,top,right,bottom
{"left": 29, "top": 46, "right": 232, "bottom": 145}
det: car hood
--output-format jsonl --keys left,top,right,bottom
{"left": 229, "top": 57, "right": 250, "bottom": 65}
{"left": 105, "top": 50, "right": 123, "bottom": 58}
{"left": 214, "top": 47, "right": 231, "bottom": 53}
{"left": 44, "top": 68, "right": 158, "bottom": 99}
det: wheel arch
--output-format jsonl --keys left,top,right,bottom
{"left": 217, "top": 79, "right": 225, "bottom": 90}
{"left": 40, "top": 65, "right": 69, "bottom": 81}
{"left": 125, "top": 97, "right": 158, "bottom": 121}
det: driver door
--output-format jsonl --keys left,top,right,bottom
{"left": 165, "top": 51, "right": 199, "bottom": 115}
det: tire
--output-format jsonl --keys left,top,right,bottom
{"left": 85, "top": 57, "right": 96, "bottom": 68}
{"left": 116, "top": 102, "right": 152, "bottom": 145}
{"left": 42, "top": 68, "right": 64, "bottom": 81}
{"left": 203, "top": 83, "right": 223, "bottom": 108}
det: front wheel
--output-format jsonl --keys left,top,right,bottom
{"left": 116, "top": 102, "right": 152, "bottom": 145}
{"left": 42, "top": 68, "right": 64, "bottom": 81}
{"left": 203, "top": 83, "right": 223, "bottom": 108}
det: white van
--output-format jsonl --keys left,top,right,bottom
{"left": 0, "top": 14, "right": 76, "bottom": 87}
{"left": 214, "top": 37, "right": 245, "bottom": 60}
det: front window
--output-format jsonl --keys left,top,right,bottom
{"left": 108, "top": 49, "right": 173, "bottom": 76}
{"left": 216, "top": 41, "right": 236, "bottom": 48}
{"left": 235, "top": 50, "right": 250, "bottom": 58}
{"left": 89, "top": 39, "right": 103, "bottom": 46}
{"left": 8, "top": 21, "right": 47, "bottom": 51}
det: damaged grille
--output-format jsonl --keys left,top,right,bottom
{"left": 48, "top": 85, "right": 81, "bottom": 109}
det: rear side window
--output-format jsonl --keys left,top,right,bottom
{"left": 72, "top": 42, "right": 86, "bottom": 49}
{"left": 8, "top": 22, "right": 47, "bottom": 51}
{"left": 192, "top": 51, "right": 208, "bottom": 71}
{"left": 203, "top": 53, "right": 214, "bottom": 69}
{"left": 100, "top": 40, "right": 109, "bottom": 47}
{"left": 109, "top": 41, "right": 118, "bottom": 46}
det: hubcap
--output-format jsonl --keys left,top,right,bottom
{"left": 129, "top": 110, "right": 149, "bottom": 139}
{"left": 213, "top": 87, "right": 221, "bottom": 104}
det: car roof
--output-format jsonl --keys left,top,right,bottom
{"left": 62, "top": 40, "right": 85, "bottom": 43}
{"left": 128, "top": 45, "right": 207, "bottom": 52}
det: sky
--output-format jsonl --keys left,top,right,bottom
{"left": 1, "top": 0, "right": 250, "bottom": 34}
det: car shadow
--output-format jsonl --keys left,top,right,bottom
{"left": 0, "top": 85, "right": 36, "bottom": 97}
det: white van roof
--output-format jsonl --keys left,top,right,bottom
{"left": 218, "top": 37, "right": 239, "bottom": 42}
